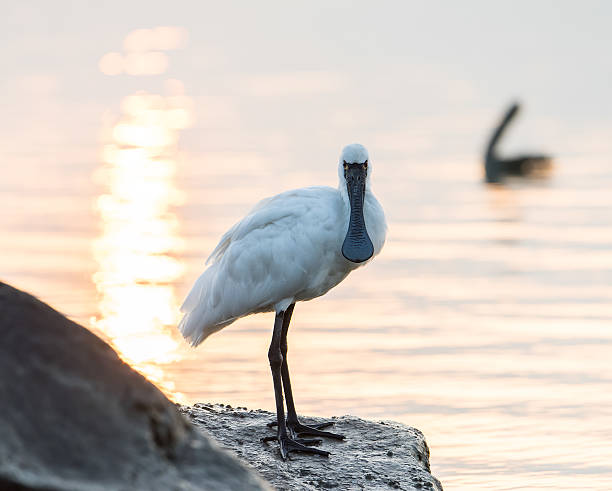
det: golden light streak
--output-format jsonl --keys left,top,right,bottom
{"left": 98, "top": 52, "right": 123, "bottom": 76}
{"left": 93, "top": 39, "right": 194, "bottom": 400}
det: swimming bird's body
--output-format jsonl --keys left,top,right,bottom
{"left": 179, "top": 143, "right": 386, "bottom": 458}
{"left": 484, "top": 102, "right": 552, "bottom": 183}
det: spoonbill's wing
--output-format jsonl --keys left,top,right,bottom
{"left": 179, "top": 186, "right": 341, "bottom": 346}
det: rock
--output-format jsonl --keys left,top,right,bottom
{"left": 0, "top": 282, "right": 270, "bottom": 491}
{"left": 181, "top": 403, "right": 443, "bottom": 491}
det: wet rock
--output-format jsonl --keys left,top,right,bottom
{"left": 180, "top": 403, "right": 443, "bottom": 491}
{"left": 0, "top": 282, "right": 269, "bottom": 491}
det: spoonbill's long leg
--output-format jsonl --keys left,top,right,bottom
{"left": 279, "top": 304, "right": 298, "bottom": 421}
{"left": 268, "top": 309, "right": 329, "bottom": 459}
{"left": 280, "top": 304, "right": 345, "bottom": 441}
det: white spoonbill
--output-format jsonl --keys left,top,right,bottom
{"left": 178, "top": 143, "right": 386, "bottom": 459}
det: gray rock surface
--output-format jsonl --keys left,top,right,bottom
{"left": 181, "top": 403, "right": 443, "bottom": 491}
{"left": 0, "top": 282, "right": 270, "bottom": 491}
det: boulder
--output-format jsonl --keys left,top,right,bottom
{"left": 0, "top": 282, "right": 270, "bottom": 491}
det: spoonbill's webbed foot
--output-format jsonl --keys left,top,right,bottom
{"left": 262, "top": 434, "right": 322, "bottom": 446}
{"left": 287, "top": 419, "right": 345, "bottom": 440}
{"left": 278, "top": 434, "right": 330, "bottom": 460}
{"left": 268, "top": 418, "right": 344, "bottom": 440}
{"left": 268, "top": 419, "right": 334, "bottom": 430}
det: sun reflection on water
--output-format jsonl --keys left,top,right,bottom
{"left": 92, "top": 28, "right": 193, "bottom": 401}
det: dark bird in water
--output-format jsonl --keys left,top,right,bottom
{"left": 484, "top": 102, "right": 552, "bottom": 183}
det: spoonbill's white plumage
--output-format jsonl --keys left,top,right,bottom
{"left": 178, "top": 143, "right": 386, "bottom": 458}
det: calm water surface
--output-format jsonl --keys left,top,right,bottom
{"left": 3, "top": 10, "right": 612, "bottom": 489}
{"left": 3, "top": 147, "right": 612, "bottom": 490}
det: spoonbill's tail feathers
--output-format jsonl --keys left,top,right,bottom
{"left": 178, "top": 311, "right": 233, "bottom": 347}
{"left": 180, "top": 269, "right": 209, "bottom": 314}
{"left": 178, "top": 267, "right": 235, "bottom": 347}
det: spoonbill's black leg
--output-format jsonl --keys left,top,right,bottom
{"left": 280, "top": 304, "right": 345, "bottom": 441}
{"left": 268, "top": 309, "right": 330, "bottom": 460}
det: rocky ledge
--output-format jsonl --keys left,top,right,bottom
{"left": 181, "top": 403, "right": 443, "bottom": 491}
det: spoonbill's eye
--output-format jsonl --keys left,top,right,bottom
{"left": 364, "top": 160, "right": 368, "bottom": 169}
{"left": 343, "top": 160, "right": 348, "bottom": 171}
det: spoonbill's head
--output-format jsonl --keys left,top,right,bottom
{"left": 338, "top": 143, "right": 374, "bottom": 264}
{"left": 338, "top": 143, "right": 370, "bottom": 184}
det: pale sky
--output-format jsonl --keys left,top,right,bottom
{"left": 2, "top": 1, "right": 612, "bottom": 175}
